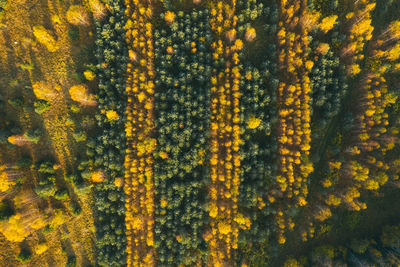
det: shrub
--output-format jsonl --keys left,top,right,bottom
{"left": 34, "top": 100, "right": 51, "bottom": 114}
{"left": 17, "top": 248, "right": 32, "bottom": 263}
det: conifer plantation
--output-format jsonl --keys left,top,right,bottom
{"left": 0, "top": 0, "right": 399, "bottom": 266}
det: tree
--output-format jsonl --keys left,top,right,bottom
{"left": 318, "top": 15, "right": 337, "bottom": 33}
{"left": 67, "top": 5, "right": 90, "bottom": 26}
{"left": 89, "top": 0, "right": 107, "bottom": 19}
{"left": 34, "top": 100, "right": 51, "bottom": 114}
{"left": 0, "top": 200, "right": 14, "bottom": 221}
{"left": 34, "top": 243, "right": 48, "bottom": 255}
{"left": 54, "top": 188, "right": 69, "bottom": 200}
{"left": 164, "top": 11, "right": 175, "bottom": 25}
{"left": 17, "top": 247, "right": 32, "bottom": 263}
{"left": 32, "top": 81, "right": 58, "bottom": 101}
{"left": 69, "top": 84, "right": 97, "bottom": 106}
{"left": 33, "top": 26, "right": 58, "bottom": 52}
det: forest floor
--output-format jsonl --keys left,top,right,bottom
{"left": 0, "top": 0, "right": 95, "bottom": 265}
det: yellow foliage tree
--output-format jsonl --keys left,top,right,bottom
{"left": 8, "top": 135, "right": 28, "bottom": 147}
{"left": 164, "top": 11, "right": 175, "bottom": 25}
{"left": 245, "top": 27, "right": 256, "bottom": 42}
{"left": 106, "top": 110, "right": 119, "bottom": 121}
{"left": 316, "top": 43, "right": 330, "bottom": 55}
{"left": 69, "top": 84, "right": 97, "bottom": 106}
{"left": 33, "top": 26, "right": 58, "bottom": 52}
{"left": 0, "top": 214, "right": 29, "bottom": 242}
{"left": 33, "top": 81, "right": 57, "bottom": 101}
{"left": 84, "top": 70, "right": 96, "bottom": 81}
{"left": 247, "top": 117, "right": 261, "bottom": 129}
{"left": 318, "top": 15, "right": 338, "bottom": 33}
{"left": 0, "top": 165, "right": 15, "bottom": 192}
{"left": 34, "top": 243, "right": 48, "bottom": 255}
{"left": 67, "top": 5, "right": 90, "bottom": 26}
{"left": 50, "top": 209, "right": 67, "bottom": 229}
{"left": 90, "top": 170, "right": 105, "bottom": 183}
{"left": 89, "top": 0, "right": 107, "bottom": 19}
{"left": 114, "top": 177, "right": 123, "bottom": 188}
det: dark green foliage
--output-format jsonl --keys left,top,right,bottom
{"left": 91, "top": 1, "right": 127, "bottom": 265}
{"left": 66, "top": 255, "right": 77, "bottom": 267}
{"left": 154, "top": 8, "right": 211, "bottom": 265}
{"left": 350, "top": 238, "right": 370, "bottom": 254}
{"left": 0, "top": 200, "right": 14, "bottom": 221}
{"left": 34, "top": 183, "right": 57, "bottom": 198}
{"left": 68, "top": 27, "right": 80, "bottom": 42}
{"left": 310, "top": 51, "right": 347, "bottom": 128}
{"left": 17, "top": 155, "right": 32, "bottom": 168}
{"left": 0, "top": 130, "right": 8, "bottom": 144}
{"left": 42, "top": 224, "right": 55, "bottom": 234}
{"left": 8, "top": 97, "right": 23, "bottom": 109}
{"left": 381, "top": 225, "right": 400, "bottom": 248}
{"left": 237, "top": 0, "right": 278, "bottom": 253}
{"left": 17, "top": 248, "right": 32, "bottom": 263}
{"left": 34, "top": 160, "right": 57, "bottom": 198}
{"left": 55, "top": 188, "right": 69, "bottom": 200}
{"left": 69, "top": 201, "right": 82, "bottom": 216}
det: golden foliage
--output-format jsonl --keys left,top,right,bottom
{"left": 316, "top": 43, "right": 330, "bottom": 55}
{"left": 124, "top": 1, "right": 156, "bottom": 265}
{"left": 34, "top": 243, "right": 48, "bottom": 255}
{"left": 33, "top": 25, "right": 58, "bottom": 52}
{"left": 164, "top": 11, "right": 175, "bottom": 25}
{"left": 69, "top": 84, "right": 97, "bottom": 106}
{"left": 90, "top": 170, "right": 105, "bottom": 183}
{"left": 159, "top": 151, "right": 168, "bottom": 159}
{"left": 67, "top": 5, "right": 90, "bottom": 26}
{"left": 32, "top": 81, "right": 57, "bottom": 101}
{"left": 208, "top": 1, "right": 242, "bottom": 265}
{"left": 274, "top": 0, "right": 313, "bottom": 244}
{"left": 0, "top": 214, "right": 29, "bottom": 242}
{"left": 247, "top": 117, "right": 261, "bottom": 129}
{"left": 84, "top": 70, "right": 96, "bottom": 81}
{"left": 318, "top": 15, "right": 338, "bottom": 33}
{"left": 89, "top": 0, "right": 108, "bottom": 19}
{"left": 7, "top": 134, "right": 28, "bottom": 146}
{"left": 49, "top": 209, "right": 67, "bottom": 229}
{"left": 106, "top": 110, "right": 119, "bottom": 121}
{"left": 114, "top": 177, "right": 123, "bottom": 188}
{"left": 0, "top": 165, "right": 15, "bottom": 192}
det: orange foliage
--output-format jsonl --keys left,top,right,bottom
{"left": 8, "top": 134, "right": 29, "bottom": 147}
{"left": 66, "top": 5, "right": 90, "bottom": 26}
{"left": 164, "top": 11, "right": 175, "bottom": 25}
{"left": 89, "top": 0, "right": 108, "bottom": 19}
{"left": 32, "top": 81, "right": 58, "bottom": 101}
{"left": 69, "top": 84, "right": 97, "bottom": 106}
{"left": 245, "top": 27, "right": 256, "bottom": 42}
{"left": 90, "top": 170, "right": 105, "bottom": 183}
